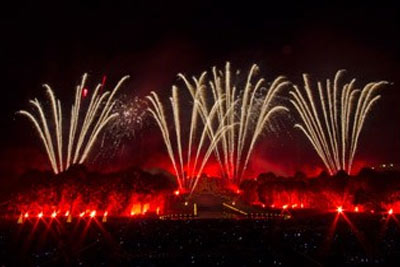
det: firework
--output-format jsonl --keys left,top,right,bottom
{"left": 147, "top": 74, "right": 234, "bottom": 193}
{"left": 101, "top": 95, "right": 148, "bottom": 150}
{"left": 181, "top": 62, "right": 290, "bottom": 184}
{"left": 148, "top": 62, "right": 289, "bottom": 191}
{"left": 18, "top": 74, "right": 129, "bottom": 174}
{"left": 290, "top": 70, "right": 387, "bottom": 175}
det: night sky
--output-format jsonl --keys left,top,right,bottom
{"left": 0, "top": 1, "right": 399, "bottom": 179}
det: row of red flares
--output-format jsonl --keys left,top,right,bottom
{"left": 18, "top": 204, "right": 397, "bottom": 222}
{"left": 19, "top": 206, "right": 161, "bottom": 221}
{"left": 250, "top": 200, "right": 398, "bottom": 216}
{"left": 18, "top": 210, "right": 103, "bottom": 223}
{"left": 18, "top": 201, "right": 161, "bottom": 221}
{"left": 335, "top": 206, "right": 395, "bottom": 215}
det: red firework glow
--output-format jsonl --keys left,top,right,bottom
{"left": 90, "top": 210, "right": 96, "bottom": 218}
{"left": 82, "top": 88, "right": 88, "bottom": 98}
{"left": 15, "top": 193, "right": 166, "bottom": 219}
{"left": 8, "top": 160, "right": 400, "bottom": 222}
{"left": 9, "top": 165, "right": 176, "bottom": 219}
{"left": 13, "top": 184, "right": 400, "bottom": 220}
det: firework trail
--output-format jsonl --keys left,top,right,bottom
{"left": 149, "top": 62, "right": 289, "bottom": 191}
{"left": 147, "top": 74, "right": 234, "bottom": 193}
{"left": 18, "top": 74, "right": 129, "bottom": 174}
{"left": 182, "top": 62, "right": 289, "bottom": 184}
{"left": 290, "top": 70, "right": 387, "bottom": 175}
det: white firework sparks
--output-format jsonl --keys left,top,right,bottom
{"left": 290, "top": 70, "right": 387, "bottom": 175}
{"left": 147, "top": 74, "right": 234, "bottom": 193}
{"left": 18, "top": 74, "right": 129, "bottom": 174}
{"left": 105, "top": 95, "right": 148, "bottom": 148}
{"left": 148, "top": 62, "right": 290, "bottom": 192}
{"left": 181, "top": 62, "right": 290, "bottom": 184}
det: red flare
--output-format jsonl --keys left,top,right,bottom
{"left": 90, "top": 210, "right": 96, "bottom": 218}
{"left": 82, "top": 88, "right": 88, "bottom": 98}
{"left": 101, "top": 75, "right": 107, "bottom": 88}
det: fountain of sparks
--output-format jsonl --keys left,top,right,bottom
{"left": 181, "top": 62, "right": 290, "bottom": 185}
{"left": 148, "top": 62, "right": 289, "bottom": 192}
{"left": 18, "top": 74, "right": 130, "bottom": 174}
{"left": 147, "top": 73, "right": 234, "bottom": 194}
{"left": 290, "top": 70, "right": 387, "bottom": 175}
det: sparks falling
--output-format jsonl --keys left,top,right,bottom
{"left": 103, "top": 95, "right": 148, "bottom": 149}
{"left": 204, "top": 62, "right": 290, "bottom": 184}
{"left": 147, "top": 73, "right": 234, "bottom": 194}
{"left": 290, "top": 70, "right": 387, "bottom": 175}
{"left": 18, "top": 74, "right": 130, "bottom": 174}
{"left": 148, "top": 62, "right": 289, "bottom": 192}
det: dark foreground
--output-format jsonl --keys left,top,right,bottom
{"left": 1, "top": 213, "right": 400, "bottom": 266}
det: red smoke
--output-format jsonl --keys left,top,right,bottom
{"left": 14, "top": 188, "right": 166, "bottom": 218}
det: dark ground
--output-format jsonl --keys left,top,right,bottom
{"left": 1, "top": 214, "right": 400, "bottom": 266}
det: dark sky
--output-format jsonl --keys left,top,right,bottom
{"left": 1, "top": 0, "right": 399, "bottom": 177}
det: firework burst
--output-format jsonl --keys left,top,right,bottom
{"left": 181, "top": 62, "right": 290, "bottom": 184}
{"left": 103, "top": 95, "right": 148, "bottom": 149}
{"left": 148, "top": 62, "right": 289, "bottom": 192}
{"left": 290, "top": 70, "right": 388, "bottom": 175}
{"left": 147, "top": 73, "right": 234, "bottom": 193}
{"left": 18, "top": 74, "right": 129, "bottom": 174}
